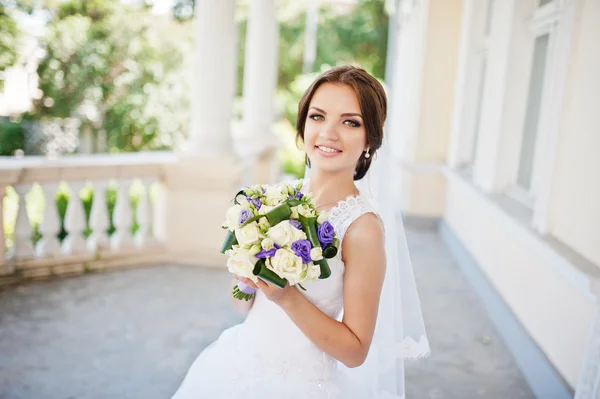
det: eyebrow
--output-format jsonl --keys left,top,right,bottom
{"left": 309, "top": 106, "right": 363, "bottom": 119}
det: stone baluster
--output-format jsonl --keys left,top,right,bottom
{"left": 36, "top": 182, "right": 61, "bottom": 257}
{"left": 62, "top": 181, "right": 87, "bottom": 255}
{"left": 134, "top": 179, "right": 155, "bottom": 248}
{"left": 13, "top": 184, "right": 34, "bottom": 259}
{"left": 88, "top": 180, "right": 110, "bottom": 252}
{"left": 110, "top": 179, "right": 133, "bottom": 250}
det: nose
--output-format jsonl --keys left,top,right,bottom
{"left": 319, "top": 122, "right": 339, "bottom": 141}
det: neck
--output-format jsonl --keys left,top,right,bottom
{"left": 307, "top": 169, "right": 359, "bottom": 210}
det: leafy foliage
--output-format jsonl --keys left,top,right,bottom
{"left": 0, "top": 3, "right": 19, "bottom": 89}
{"left": 29, "top": 0, "right": 190, "bottom": 153}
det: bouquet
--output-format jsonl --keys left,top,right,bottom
{"left": 220, "top": 180, "right": 339, "bottom": 301}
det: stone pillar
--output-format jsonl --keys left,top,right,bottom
{"left": 303, "top": 0, "right": 319, "bottom": 74}
{"left": 387, "top": 0, "right": 462, "bottom": 217}
{"left": 165, "top": 0, "right": 241, "bottom": 267}
{"left": 237, "top": 0, "right": 280, "bottom": 184}
{"left": 187, "top": 0, "right": 237, "bottom": 156}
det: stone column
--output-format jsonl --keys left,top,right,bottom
{"left": 165, "top": 0, "right": 241, "bottom": 267}
{"left": 387, "top": 0, "right": 463, "bottom": 217}
{"left": 237, "top": 0, "right": 280, "bottom": 184}
{"left": 185, "top": 0, "right": 237, "bottom": 156}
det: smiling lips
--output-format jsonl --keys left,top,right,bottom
{"left": 316, "top": 145, "right": 342, "bottom": 157}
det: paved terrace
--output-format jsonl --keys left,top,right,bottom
{"left": 0, "top": 226, "right": 533, "bottom": 399}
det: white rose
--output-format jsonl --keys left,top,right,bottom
{"left": 317, "top": 210, "right": 329, "bottom": 225}
{"left": 291, "top": 224, "right": 307, "bottom": 242}
{"left": 224, "top": 204, "right": 244, "bottom": 231}
{"left": 261, "top": 237, "right": 275, "bottom": 251}
{"left": 235, "top": 222, "right": 261, "bottom": 247}
{"left": 306, "top": 263, "right": 321, "bottom": 281}
{"left": 268, "top": 220, "right": 306, "bottom": 247}
{"left": 226, "top": 247, "right": 259, "bottom": 283}
{"left": 237, "top": 197, "right": 250, "bottom": 208}
{"left": 267, "top": 248, "right": 303, "bottom": 286}
{"left": 310, "top": 247, "right": 323, "bottom": 261}
{"left": 264, "top": 185, "right": 287, "bottom": 206}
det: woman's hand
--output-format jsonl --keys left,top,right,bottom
{"left": 234, "top": 275, "right": 258, "bottom": 290}
{"left": 255, "top": 279, "right": 298, "bottom": 306}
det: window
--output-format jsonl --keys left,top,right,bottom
{"left": 453, "top": 0, "right": 494, "bottom": 170}
{"left": 517, "top": 34, "right": 549, "bottom": 190}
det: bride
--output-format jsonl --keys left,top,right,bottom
{"left": 171, "top": 65, "right": 429, "bottom": 398}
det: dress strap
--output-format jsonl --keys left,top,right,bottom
{"left": 327, "top": 195, "right": 378, "bottom": 259}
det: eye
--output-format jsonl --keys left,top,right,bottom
{"left": 343, "top": 119, "right": 361, "bottom": 128}
{"left": 309, "top": 113, "right": 325, "bottom": 121}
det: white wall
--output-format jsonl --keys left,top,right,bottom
{"left": 548, "top": 0, "right": 600, "bottom": 266}
{"left": 408, "top": 0, "right": 600, "bottom": 389}
{"left": 444, "top": 172, "right": 595, "bottom": 388}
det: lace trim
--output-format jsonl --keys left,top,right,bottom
{"left": 327, "top": 195, "right": 377, "bottom": 259}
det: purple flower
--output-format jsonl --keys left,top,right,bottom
{"left": 291, "top": 240, "right": 312, "bottom": 264}
{"left": 289, "top": 219, "right": 303, "bottom": 230}
{"left": 317, "top": 221, "right": 335, "bottom": 246}
{"left": 288, "top": 189, "right": 304, "bottom": 200}
{"left": 239, "top": 209, "right": 252, "bottom": 225}
{"left": 247, "top": 196, "right": 262, "bottom": 210}
{"left": 255, "top": 244, "right": 281, "bottom": 259}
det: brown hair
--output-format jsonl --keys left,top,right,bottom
{"left": 296, "top": 65, "right": 387, "bottom": 180}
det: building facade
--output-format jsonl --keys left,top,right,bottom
{"left": 387, "top": 0, "right": 599, "bottom": 396}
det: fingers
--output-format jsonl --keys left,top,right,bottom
{"left": 255, "top": 279, "right": 270, "bottom": 290}
{"left": 234, "top": 275, "right": 259, "bottom": 289}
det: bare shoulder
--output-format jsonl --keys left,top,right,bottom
{"left": 342, "top": 212, "right": 385, "bottom": 265}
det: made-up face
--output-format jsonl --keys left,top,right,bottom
{"left": 303, "top": 83, "right": 368, "bottom": 177}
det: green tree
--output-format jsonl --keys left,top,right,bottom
{"left": 0, "top": 4, "right": 19, "bottom": 90}
{"left": 30, "top": 0, "right": 190, "bottom": 152}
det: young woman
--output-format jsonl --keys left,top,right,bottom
{"left": 171, "top": 65, "right": 427, "bottom": 398}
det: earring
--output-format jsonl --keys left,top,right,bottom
{"left": 365, "top": 149, "right": 370, "bottom": 159}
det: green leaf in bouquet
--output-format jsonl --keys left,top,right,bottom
{"left": 220, "top": 230, "right": 238, "bottom": 254}
{"left": 313, "top": 258, "right": 332, "bottom": 279}
{"left": 265, "top": 203, "right": 292, "bottom": 226}
{"left": 252, "top": 259, "right": 287, "bottom": 288}
{"left": 233, "top": 189, "right": 247, "bottom": 205}
{"left": 323, "top": 245, "right": 338, "bottom": 259}
{"left": 298, "top": 214, "right": 320, "bottom": 249}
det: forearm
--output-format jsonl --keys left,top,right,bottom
{"left": 230, "top": 278, "right": 254, "bottom": 315}
{"left": 279, "top": 289, "right": 367, "bottom": 368}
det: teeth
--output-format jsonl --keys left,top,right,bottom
{"left": 318, "top": 146, "right": 339, "bottom": 153}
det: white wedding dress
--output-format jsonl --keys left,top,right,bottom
{"left": 170, "top": 191, "right": 382, "bottom": 399}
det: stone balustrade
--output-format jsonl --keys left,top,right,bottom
{"left": 0, "top": 152, "right": 177, "bottom": 284}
